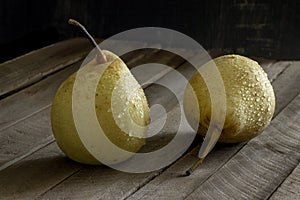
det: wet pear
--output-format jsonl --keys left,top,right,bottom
{"left": 185, "top": 54, "right": 275, "bottom": 143}
{"left": 51, "top": 19, "right": 150, "bottom": 164}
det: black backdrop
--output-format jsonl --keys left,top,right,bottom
{"left": 0, "top": 0, "right": 299, "bottom": 62}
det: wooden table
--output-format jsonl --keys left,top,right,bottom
{"left": 0, "top": 38, "right": 299, "bottom": 200}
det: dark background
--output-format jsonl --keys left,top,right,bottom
{"left": 0, "top": 0, "right": 299, "bottom": 63}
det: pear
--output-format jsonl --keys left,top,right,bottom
{"left": 51, "top": 19, "right": 150, "bottom": 165}
{"left": 185, "top": 54, "right": 275, "bottom": 143}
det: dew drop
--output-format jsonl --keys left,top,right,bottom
{"left": 258, "top": 117, "right": 262, "bottom": 122}
{"left": 265, "top": 83, "right": 269, "bottom": 88}
{"left": 129, "top": 130, "right": 134, "bottom": 137}
{"left": 256, "top": 98, "right": 260, "bottom": 102}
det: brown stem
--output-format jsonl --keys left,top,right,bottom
{"left": 184, "top": 157, "right": 205, "bottom": 176}
{"left": 68, "top": 19, "right": 107, "bottom": 63}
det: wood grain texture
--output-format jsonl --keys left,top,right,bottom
{"left": 127, "top": 143, "right": 245, "bottom": 200}
{"left": 186, "top": 93, "right": 300, "bottom": 200}
{"left": 0, "top": 63, "right": 80, "bottom": 131}
{"left": 37, "top": 102, "right": 192, "bottom": 200}
{"left": 1, "top": 105, "right": 180, "bottom": 200}
{"left": 272, "top": 61, "right": 300, "bottom": 115}
{"left": 0, "top": 142, "right": 83, "bottom": 200}
{"left": 261, "top": 61, "right": 291, "bottom": 82}
{"left": 38, "top": 165, "right": 159, "bottom": 200}
{"left": 0, "top": 106, "right": 53, "bottom": 171}
{"left": 269, "top": 162, "right": 300, "bottom": 200}
{"left": 0, "top": 38, "right": 93, "bottom": 97}
{"left": 125, "top": 61, "right": 295, "bottom": 200}
{"left": 0, "top": 63, "right": 80, "bottom": 170}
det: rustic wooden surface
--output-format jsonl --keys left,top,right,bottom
{"left": 270, "top": 162, "right": 300, "bottom": 200}
{"left": 0, "top": 38, "right": 299, "bottom": 200}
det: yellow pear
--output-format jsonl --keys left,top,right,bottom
{"left": 51, "top": 20, "right": 150, "bottom": 165}
{"left": 185, "top": 54, "right": 275, "bottom": 143}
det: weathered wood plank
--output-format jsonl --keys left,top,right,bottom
{"left": 269, "top": 162, "right": 300, "bottom": 200}
{"left": 0, "top": 63, "right": 80, "bottom": 170}
{"left": 0, "top": 106, "right": 53, "bottom": 171}
{"left": 186, "top": 93, "right": 300, "bottom": 200}
{"left": 0, "top": 105, "right": 180, "bottom": 200}
{"left": 0, "top": 143, "right": 82, "bottom": 200}
{"left": 38, "top": 163, "right": 159, "bottom": 200}
{"left": 272, "top": 61, "right": 300, "bottom": 115}
{"left": 124, "top": 61, "right": 296, "bottom": 200}
{"left": 0, "top": 38, "right": 93, "bottom": 97}
{"left": 0, "top": 63, "right": 80, "bottom": 131}
{"left": 127, "top": 143, "right": 245, "bottom": 200}
{"left": 262, "top": 61, "right": 292, "bottom": 82}
{"left": 37, "top": 107, "right": 181, "bottom": 200}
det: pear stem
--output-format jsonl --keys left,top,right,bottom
{"left": 68, "top": 19, "right": 107, "bottom": 63}
{"left": 184, "top": 157, "right": 205, "bottom": 176}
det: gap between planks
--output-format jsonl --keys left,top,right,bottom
{"left": 268, "top": 161, "right": 300, "bottom": 200}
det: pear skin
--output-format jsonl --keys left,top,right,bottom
{"left": 185, "top": 55, "right": 275, "bottom": 143}
{"left": 51, "top": 50, "right": 150, "bottom": 164}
